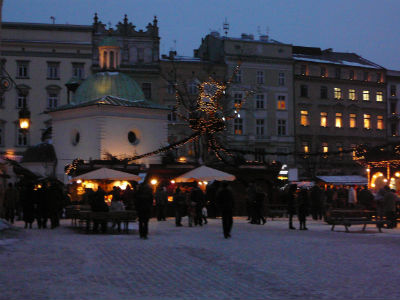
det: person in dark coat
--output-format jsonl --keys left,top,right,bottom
{"left": 254, "top": 185, "right": 266, "bottom": 225}
{"left": 310, "top": 185, "right": 323, "bottom": 220}
{"left": 134, "top": 182, "right": 153, "bottom": 239}
{"left": 205, "top": 181, "right": 219, "bottom": 218}
{"left": 122, "top": 185, "right": 135, "bottom": 210}
{"left": 286, "top": 184, "right": 297, "bottom": 230}
{"left": 20, "top": 182, "right": 35, "bottom": 229}
{"left": 358, "top": 186, "right": 374, "bottom": 210}
{"left": 173, "top": 187, "right": 185, "bottom": 226}
{"left": 89, "top": 186, "right": 108, "bottom": 233}
{"left": 190, "top": 184, "right": 204, "bottom": 226}
{"left": 216, "top": 181, "right": 234, "bottom": 238}
{"left": 4, "top": 183, "right": 18, "bottom": 224}
{"left": 46, "top": 181, "right": 64, "bottom": 229}
{"left": 297, "top": 188, "right": 309, "bottom": 230}
{"left": 155, "top": 186, "right": 167, "bottom": 221}
{"left": 34, "top": 183, "right": 48, "bottom": 229}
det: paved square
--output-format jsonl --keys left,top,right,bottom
{"left": 0, "top": 217, "right": 399, "bottom": 300}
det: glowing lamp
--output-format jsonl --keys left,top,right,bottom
{"left": 76, "top": 179, "right": 82, "bottom": 184}
{"left": 170, "top": 180, "right": 175, "bottom": 184}
{"left": 178, "top": 156, "right": 187, "bottom": 163}
{"left": 383, "top": 178, "right": 388, "bottom": 183}
{"left": 396, "top": 172, "right": 400, "bottom": 177}
{"left": 150, "top": 179, "right": 158, "bottom": 185}
{"left": 366, "top": 168, "right": 370, "bottom": 172}
{"left": 198, "top": 182, "right": 203, "bottom": 185}
{"left": 18, "top": 108, "right": 31, "bottom": 131}
{"left": 203, "top": 181, "right": 208, "bottom": 185}
{"left": 371, "top": 183, "right": 376, "bottom": 187}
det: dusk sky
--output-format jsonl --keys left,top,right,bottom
{"left": 3, "top": 0, "right": 400, "bottom": 70}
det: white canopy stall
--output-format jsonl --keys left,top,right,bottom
{"left": 174, "top": 165, "right": 236, "bottom": 182}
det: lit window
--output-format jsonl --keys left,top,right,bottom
{"left": 234, "top": 118, "right": 243, "bottom": 135}
{"left": 256, "top": 94, "right": 265, "bottom": 109}
{"left": 363, "top": 90, "right": 370, "bottom": 101}
{"left": 335, "top": 113, "right": 342, "bottom": 128}
{"left": 377, "top": 116, "right": 384, "bottom": 130}
{"left": 349, "top": 113, "right": 357, "bottom": 128}
{"left": 337, "top": 143, "right": 344, "bottom": 159}
{"left": 322, "top": 143, "right": 328, "bottom": 153}
{"left": 277, "top": 119, "right": 286, "bottom": 136}
{"left": 334, "top": 88, "right": 342, "bottom": 99}
{"left": 256, "top": 119, "right": 265, "bottom": 136}
{"left": 364, "top": 114, "right": 371, "bottom": 129}
{"left": 376, "top": 91, "right": 383, "bottom": 102}
{"left": 320, "top": 112, "right": 328, "bottom": 127}
{"left": 256, "top": 71, "right": 264, "bottom": 84}
{"left": 277, "top": 95, "right": 286, "bottom": 110}
{"left": 234, "top": 93, "right": 242, "bottom": 108}
{"left": 351, "top": 144, "right": 357, "bottom": 160}
{"left": 278, "top": 73, "right": 285, "bottom": 86}
{"left": 300, "top": 110, "right": 309, "bottom": 126}
{"left": 348, "top": 89, "right": 356, "bottom": 100}
{"left": 302, "top": 142, "right": 310, "bottom": 153}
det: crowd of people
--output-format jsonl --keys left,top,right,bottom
{"left": 2, "top": 177, "right": 399, "bottom": 238}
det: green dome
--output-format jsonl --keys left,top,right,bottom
{"left": 98, "top": 36, "right": 119, "bottom": 47}
{"left": 73, "top": 72, "right": 146, "bottom": 104}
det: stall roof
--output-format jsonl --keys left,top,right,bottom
{"left": 316, "top": 175, "right": 367, "bottom": 185}
{"left": 174, "top": 165, "right": 236, "bottom": 182}
{"left": 72, "top": 167, "right": 141, "bottom": 181}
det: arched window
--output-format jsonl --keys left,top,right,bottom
{"left": 103, "top": 51, "right": 108, "bottom": 69}
{"left": 109, "top": 51, "right": 114, "bottom": 69}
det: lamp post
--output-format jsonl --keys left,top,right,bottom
{"left": 18, "top": 107, "right": 31, "bottom": 133}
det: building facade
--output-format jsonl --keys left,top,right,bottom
{"left": 293, "top": 46, "right": 387, "bottom": 178}
{"left": 0, "top": 22, "right": 92, "bottom": 158}
{"left": 196, "top": 32, "right": 295, "bottom": 166}
{"left": 386, "top": 70, "right": 400, "bottom": 141}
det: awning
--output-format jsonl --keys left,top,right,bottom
{"left": 174, "top": 165, "right": 236, "bottom": 182}
{"left": 316, "top": 175, "right": 367, "bottom": 186}
{"left": 72, "top": 168, "right": 141, "bottom": 181}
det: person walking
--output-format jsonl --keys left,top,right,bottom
{"left": 20, "top": 181, "right": 35, "bottom": 229}
{"left": 383, "top": 187, "right": 398, "bottom": 228}
{"left": 297, "top": 188, "right": 309, "bottom": 230}
{"left": 254, "top": 185, "right": 266, "bottom": 225}
{"left": 134, "top": 182, "right": 153, "bottom": 239}
{"left": 216, "top": 181, "right": 234, "bottom": 238}
{"left": 4, "top": 183, "right": 18, "bottom": 224}
{"left": 190, "top": 184, "right": 204, "bottom": 226}
{"left": 173, "top": 187, "right": 185, "bottom": 226}
{"left": 286, "top": 184, "right": 297, "bottom": 230}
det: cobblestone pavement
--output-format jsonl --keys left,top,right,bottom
{"left": 0, "top": 217, "right": 399, "bottom": 300}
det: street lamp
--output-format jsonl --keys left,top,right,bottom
{"left": 18, "top": 107, "right": 31, "bottom": 132}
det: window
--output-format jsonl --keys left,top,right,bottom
{"left": 351, "top": 144, "right": 357, "bottom": 160}
{"left": 300, "top": 110, "right": 309, "bottom": 126}
{"left": 322, "top": 143, "right": 328, "bottom": 153}
{"left": 364, "top": 114, "right": 371, "bottom": 129}
{"left": 348, "top": 89, "right": 356, "bottom": 100}
{"left": 47, "top": 93, "right": 58, "bottom": 109}
{"left": 137, "top": 48, "right": 144, "bottom": 62}
{"left": 334, "top": 87, "right": 342, "bottom": 99}
{"left": 377, "top": 116, "right": 384, "bottom": 130}
{"left": 300, "top": 65, "right": 307, "bottom": 75}
{"left": 302, "top": 142, "right": 310, "bottom": 153}
{"left": 234, "top": 70, "right": 241, "bottom": 83}
{"left": 17, "top": 61, "right": 29, "bottom": 78}
{"left": 335, "top": 113, "right": 342, "bottom": 128}
{"left": 363, "top": 90, "right": 370, "bottom": 101}
{"left": 390, "top": 102, "right": 397, "bottom": 114}
{"left": 17, "top": 93, "right": 27, "bottom": 109}
{"left": 234, "top": 118, "right": 243, "bottom": 135}
{"left": 72, "top": 63, "right": 84, "bottom": 79}
{"left": 188, "top": 81, "right": 198, "bottom": 95}
{"left": 16, "top": 129, "right": 28, "bottom": 146}
{"left": 337, "top": 143, "right": 344, "bottom": 159}
{"left": 142, "top": 83, "right": 152, "bottom": 99}
{"left": 278, "top": 73, "right": 285, "bottom": 85}
{"left": 254, "top": 148, "right": 265, "bottom": 162}
{"left": 376, "top": 72, "right": 382, "bottom": 83}
{"left": 234, "top": 93, "right": 243, "bottom": 108}
{"left": 390, "top": 85, "right": 396, "bottom": 97}
{"left": 363, "top": 71, "right": 369, "bottom": 81}
{"left": 167, "top": 82, "right": 175, "bottom": 95}
{"left": 349, "top": 70, "right": 354, "bottom": 80}
{"left": 167, "top": 105, "right": 177, "bottom": 122}
{"left": 349, "top": 113, "right": 357, "bottom": 128}
{"left": 256, "top": 94, "right": 265, "bottom": 109}
{"left": 391, "top": 123, "right": 398, "bottom": 136}
{"left": 335, "top": 68, "right": 341, "bottom": 79}
{"left": 277, "top": 119, "right": 286, "bottom": 136}
{"left": 256, "top": 119, "right": 265, "bottom": 136}
{"left": 320, "top": 112, "right": 328, "bottom": 127}
{"left": 376, "top": 91, "right": 383, "bottom": 102}
{"left": 320, "top": 86, "right": 328, "bottom": 99}
{"left": 256, "top": 71, "right": 264, "bottom": 84}
{"left": 47, "top": 62, "right": 60, "bottom": 79}
{"left": 277, "top": 95, "right": 286, "bottom": 110}
{"left": 320, "top": 67, "right": 327, "bottom": 77}
{"left": 300, "top": 85, "right": 308, "bottom": 97}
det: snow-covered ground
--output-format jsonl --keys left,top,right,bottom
{"left": 0, "top": 217, "right": 399, "bottom": 300}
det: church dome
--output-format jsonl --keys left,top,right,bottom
{"left": 73, "top": 72, "right": 146, "bottom": 104}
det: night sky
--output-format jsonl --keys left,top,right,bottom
{"left": 3, "top": 0, "right": 400, "bottom": 70}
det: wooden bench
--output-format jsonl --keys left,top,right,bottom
{"left": 327, "top": 209, "right": 387, "bottom": 233}
{"left": 78, "top": 210, "right": 137, "bottom": 233}
{"left": 65, "top": 205, "right": 91, "bottom": 226}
